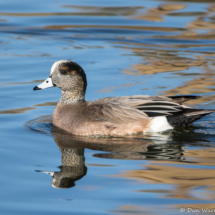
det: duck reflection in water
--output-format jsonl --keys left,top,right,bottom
{"left": 34, "top": 117, "right": 187, "bottom": 189}
{"left": 37, "top": 150, "right": 87, "bottom": 189}
{"left": 37, "top": 132, "right": 87, "bottom": 189}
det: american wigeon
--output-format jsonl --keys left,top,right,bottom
{"left": 33, "top": 60, "right": 214, "bottom": 136}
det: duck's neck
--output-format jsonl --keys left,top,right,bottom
{"left": 59, "top": 90, "right": 85, "bottom": 104}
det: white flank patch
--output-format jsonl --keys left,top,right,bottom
{"left": 146, "top": 116, "right": 173, "bottom": 133}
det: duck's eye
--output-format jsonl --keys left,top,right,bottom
{"left": 60, "top": 70, "right": 67, "bottom": 75}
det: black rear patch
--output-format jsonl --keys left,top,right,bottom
{"left": 167, "top": 108, "right": 211, "bottom": 128}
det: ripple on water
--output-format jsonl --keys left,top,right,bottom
{"left": 25, "top": 114, "right": 53, "bottom": 135}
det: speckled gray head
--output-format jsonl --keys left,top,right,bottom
{"left": 34, "top": 60, "right": 87, "bottom": 91}
{"left": 33, "top": 60, "right": 87, "bottom": 103}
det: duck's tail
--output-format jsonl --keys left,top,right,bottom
{"left": 167, "top": 108, "right": 215, "bottom": 128}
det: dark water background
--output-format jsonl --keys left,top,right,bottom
{"left": 1, "top": 0, "right": 215, "bottom": 214}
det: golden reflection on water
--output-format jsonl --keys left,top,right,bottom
{"left": 119, "top": 147, "right": 215, "bottom": 210}
{"left": 43, "top": 24, "right": 184, "bottom": 32}
{"left": 133, "top": 3, "right": 186, "bottom": 22}
{"left": 123, "top": 58, "right": 206, "bottom": 75}
{"left": 3, "top": 80, "right": 44, "bottom": 85}
{"left": 0, "top": 107, "right": 36, "bottom": 114}
{"left": 34, "top": 102, "right": 57, "bottom": 107}
{"left": 0, "top": 102, "right": 57, "bottom": 114}
{"left": 0, "top": 5, "right": 145, "bottom": 17}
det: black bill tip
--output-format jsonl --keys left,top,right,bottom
{"left": 33, "top": 86, "right": 41, "bottom": 91}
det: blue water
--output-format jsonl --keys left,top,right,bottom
{"left": 1, "top": 0, "right": 215, "bottom": 214}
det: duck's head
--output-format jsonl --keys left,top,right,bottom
{"left": 34, "top": 60, "right": 87, "bottom": 92}
{"left": 33, "top": 60, "right": 87, "bottom": 103}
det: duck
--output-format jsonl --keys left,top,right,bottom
{"left": 33, "top": 60, "right": 214, "bottom": 136}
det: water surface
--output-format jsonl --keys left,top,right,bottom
{"left": 1, "top": 0, "right": 215, "bottom": 214}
